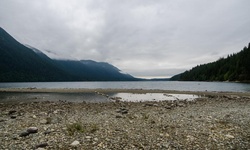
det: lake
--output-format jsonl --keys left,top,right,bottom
{"left": 0, "top": 81, "right": 250, "bottom": 92}
{"left": 1, "top": 81, "right": 249, "bottom": 103}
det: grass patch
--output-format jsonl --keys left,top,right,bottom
{"left": 66, "top": 122, "right": 99, "bottom": 136}
{"left": 88, "top": 123, "right": 99, "bottom": 133}
{"left": 67, "top": 122, "right": 85, "bottom": 136}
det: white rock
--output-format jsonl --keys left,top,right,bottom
{"left": 70, "top": 140, "right": 80, "bottom": 147}
{"left": 36, "top": 148, "right": 46, "bottom": 150}
{"left": 86, "top": 136, "right": 92, "bottom": 139}
{"left": 225, "top": 134, "right": 234, "bottom": 139}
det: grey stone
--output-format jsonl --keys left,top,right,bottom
{"left": 36, "top": 143, "right": 48, "bottom": 148}
{"left": 27, "top": 127, "right": 38, "bottom": 134}
{"left": 19, "top": 131, "right": 30, "bottom": 137}
{"left": 116, "top": 108, "right": 128, "bottom": 114}
{"left": 40, "top": 119, "right": 48, "bottom": 124}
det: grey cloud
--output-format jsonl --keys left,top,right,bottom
{"left": 1, "top": 0, "right": 250, "bottom": 78}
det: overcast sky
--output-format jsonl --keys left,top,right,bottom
{"left": 1, "top": 0, "right": 250, "bottom": 78}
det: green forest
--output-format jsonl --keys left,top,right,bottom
{"left": 171, "top": 43, "right": 250, "bottom": 82}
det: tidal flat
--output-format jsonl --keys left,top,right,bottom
{"left": 0, "top": 88, "right": 250, "bottom": 149}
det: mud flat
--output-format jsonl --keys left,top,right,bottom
{"left": 0, "top": 89, "right": 250, "bottom": 149}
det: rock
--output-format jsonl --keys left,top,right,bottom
{"left": 177, "top": 102, "right": 185, "bottom": 107}
{"left": 8, "top": 110, "right": 17, "bottom": 115}
{"left": 19, "top": 131, "right": 30, "bottom": 137}
{"left": 12, "top": 134, "right": 19, "bottom": 140}
{"left": 36, "top": 143, "right": 48, "bottom": 148}
{"left": 20, "top": 127, "right": 38, "bottom": 136}
{"left": 44, "top": 130, "right": 52, "bottom": 135}
{"left": 153, "top": 104, "right": 159, "bottom": 107}
{"left": 27, "top": 127, "right": 38, "bottom": 134}
{"left": 187, "top": 135, "right": 195, "bottom": 141}
{"left": 51, "top": 117, "right": 60, "bottom": 124}
{"left": 36, "top": 148, "right": 46, "bottom": 150}
{"left": 40, "top": 119, "right": 48, "bottom": 124}
{"left": 162, "top": 142, "right": 170, "bottom": 148}
{"left": 10, "top": 115, "right": 17, "bottom": 119}
{"left": 165, "top": 106, "right": 172, "bottom": 109}
{"left": 116, "top": 108, "right": 128, "bottom": 114}
{"left": 225, "top": 134, "right": 234, "bottom": 139}
{"left": 143, "top": 103, "right": 153, "bottom": 107}
{"left": 0, "top": 118, "right": 7, "bottom": 122}
{"left": 115, "top": 115, "right": 123, "bottom": 118}
{"left": 165, "top": 133, "right": 170, "bottom": 137}
{"left": 70, "top": 140, "right": 80, "bottom": 147}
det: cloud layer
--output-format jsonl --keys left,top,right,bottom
{"left": 1, "top": 0, "right": 250, "bottom": 78}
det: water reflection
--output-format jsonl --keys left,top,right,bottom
{"left": 108, "top": 93, "right": 200, "bottom": 102}
{"left": 0, "top": 92, "right": 200, "bottom": 103}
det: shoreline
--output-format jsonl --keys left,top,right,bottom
{"left": 0, "top": 89, "right": 250, "bottom": 149}
{"left": 1, "top": 88, "right": 250, "bottom": 97}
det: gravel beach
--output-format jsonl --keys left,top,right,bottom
{"left": 0, "top": 89, "right": 250, "bottom": 149}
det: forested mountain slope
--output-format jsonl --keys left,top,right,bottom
{"left": 171, "top": 43, "right": 250, "bottom": 82}
{"left": 0, "top": 27, "right": 73, "bottom": 82}
{"left": 0, "top": 27, "right": 136, "bottom": 82}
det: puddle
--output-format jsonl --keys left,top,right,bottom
{"left": 0, "top": 92, "right": 200, "bottom": 103}
{"left": 108, "top": 93, "right": 200, "bottom": 102}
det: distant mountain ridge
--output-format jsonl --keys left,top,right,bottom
{"left": 0, "top": 27, "right": 137, "bottom": 82}
{"left": 171, "top": 43, "right": 250, "bottom": 82}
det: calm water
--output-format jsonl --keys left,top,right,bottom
{"left": 0, "top": 81, "right": 250, "bottom": 92}
{"left": 0, "top": 92, "right": 199, "bottom": 103}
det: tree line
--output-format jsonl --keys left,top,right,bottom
{"left": 171, "top": 43, "right": 250, "bottom": 82}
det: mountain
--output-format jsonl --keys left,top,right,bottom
{"left": 0, "top": 27, "right": 73, "bottom": 82}
{"left": 171, "top": 43, "right": 250, "bottom": 82}
{"left": 54, "top": 60, "right": 136, "bottom": 81}
{"left": 0, "top": 27, "right": 136, "bottom": 82}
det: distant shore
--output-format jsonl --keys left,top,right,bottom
{"left": 0, "top": 88, "right": 250, "bottom": 149}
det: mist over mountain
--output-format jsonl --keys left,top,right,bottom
{"left": 0, "top": 27, "right": 137, "bottom": 82}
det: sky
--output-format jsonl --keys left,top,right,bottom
{"left": 0, "top": 0, "right": 250, "bottom": 78}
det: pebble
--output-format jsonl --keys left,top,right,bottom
{"left": 8, "top": 110, "right": 17, "bottom": 115}
{"left": 44, "top": 130, "right": 52, "bottom": 135}
{"left": 116, "top": 108, "right": 128, "bottom": 114}
{"left": 0, "top": 118, "right": 7, "bottom": 122}
{"left": 70, "top": 140, "right": 80, "bottom": 147}
{"left": 36, "top": 148, "right": 46, "bottom": 150}
{"left": 10, "top": 115, "right": 17, "bottom": 119}
{"left": 36, "top": 143, "right": 48, "bottom": 148}
{"left": 19, "top": 131, "right": 30, "bottom": 137}
{"left": 115, "top": 115, "right": 123, "bottom": 118}
{"left": 19, "top": 127, "right": 38, "bottom": 137}
{"left": 0, "top": 96, "right": 249, "bottom": 149}
{"left": 225, "top": 134, "right": 234, "bottom": 139}
{"left": 27, "top": 127, "right": 38, "bottom": 134}
{"left": 40, "top": 119, "right": 48, "bottom": 124}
